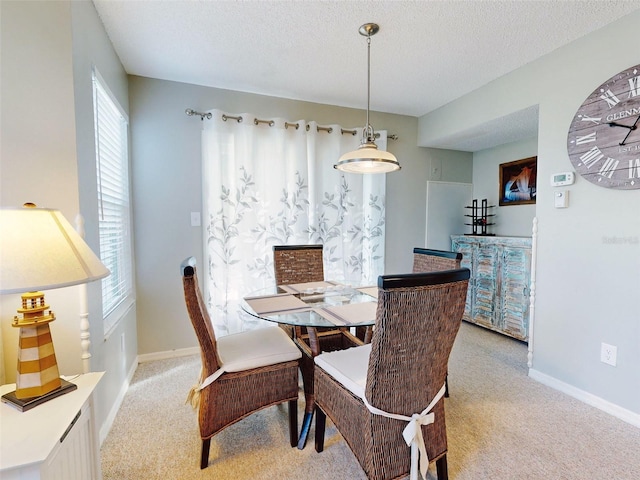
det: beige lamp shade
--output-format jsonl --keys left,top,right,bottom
{"left": 0, "top": 206, "right": 110, "bottom": 294}
{"left": 335, "top": 142, "right": 401, "bottom": 174}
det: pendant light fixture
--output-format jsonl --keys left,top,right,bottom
{"left": 335, "top": 23, "right": 400, "bottom": 174}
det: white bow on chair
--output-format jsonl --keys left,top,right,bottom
{"left": 363, "top": 383, "right": 447, "bottom": 480}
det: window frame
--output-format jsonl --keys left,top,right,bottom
{"left": 92, "top": 67, "right": 134, "bottom": 336}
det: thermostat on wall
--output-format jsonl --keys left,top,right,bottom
{"left": 550, "top": 172, "right": 575, "bottom": 186}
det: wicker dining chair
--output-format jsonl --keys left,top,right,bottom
{"left": 272, "top": 244, "right": 363, "bottom": 447}
{"left": 181, "top": 256, "right": 302, "bottom": 469}
{"left": 413, "top": 247, "right": 462, "bottom": 273}
{"left": 412, "top": 247, "right": 462, "bottom": 397}
{"left": 273, "top": 244, "right": 325, "bottom": 339}
{"left": 314, "top": 268, "right": 470, "bottom": 480}
{"left": 273, "top": 244, "right": 325, "bottom": 287}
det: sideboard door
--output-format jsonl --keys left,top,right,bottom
{"left": 472, "top": 243, "right": 499, "bottom": 330}
{"left": 452, "top": 237, "right": 473, "bottom": 322}
{"left": 499, "top": 245, "right": 531, "bottom": 340}
{"left": 451, "top": 235, "right": 531, "bottom": 341}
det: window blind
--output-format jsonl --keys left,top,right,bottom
{"left": 92, "top": 71, "right": 133, "bottom": 332}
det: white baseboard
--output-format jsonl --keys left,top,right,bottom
{"left": 528, "top": 368, "right": 640, "bottom": 428}
{"left": 137, "top": 346, "right": 200, "bottom": 363}
{"left": 99, "top": 359, "right": 138, "bottom": 445}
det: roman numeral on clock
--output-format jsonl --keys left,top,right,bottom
{"left": 599, "top": 157, "right": 619, "bottom": 179}
{"left": 580, "top": 146, "right": 604, "bottom": 169}
{"left": 629, "top": 158, "right": 640, "bottom": 179}
{"left": 629, "top": 76, "right": 640, "bottom": 98}
{"left": 600, "top": 89, "right": 620, "bottom": 108}
{"left": 580, "top": 115, "right": 601, "bottom": 124}
{"left": 575, "top": 132, "right": 596, "bottom": 145}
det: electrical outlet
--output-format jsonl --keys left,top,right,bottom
{"left": 600, "top": 343, "right": 617, "bottom": 366}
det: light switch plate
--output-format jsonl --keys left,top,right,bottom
{"left": 190, "top": 212, "right": 201, "bottom": 227}
{"left": 554, "top": 190, "right": 569, "bottom": 208}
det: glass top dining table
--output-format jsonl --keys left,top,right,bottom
{"left": 240, "top": 281, "right": 378, "bottom": 329}
{"left": 240, "top": 280, "right": 378, "bottom": 449}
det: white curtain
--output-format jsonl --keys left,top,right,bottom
{"left": 202, "top": 110, "right": 387, "bottom": 335}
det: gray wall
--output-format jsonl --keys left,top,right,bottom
{"left": 418, "top": 11, "right": 640, "bottom": 420}
{"left": 128, "top": 76, "right": 472, "bottom": 355}
{"left": 0, "top": 0, "right": 138, "bottom": 441}
{"left": 473, "top": 137, "right": 538, "bottom": 237}
{"left": 70, "top": 0, "right": 139, "bottom": 440}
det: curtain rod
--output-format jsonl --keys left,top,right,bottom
{"left": 185, "top": 109, "right": 212, "bottom": 120}
{"left": 186, "top": 108, "right": 398, "bottom": 140}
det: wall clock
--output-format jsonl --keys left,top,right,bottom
{"left": 567, "top": 63, "right": 640, "bottom": 189}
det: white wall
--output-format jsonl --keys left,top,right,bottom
{"left": 0, "top": 0, "right": 138, "bottom": 440}
{"left": 418, "top": 11, "right": 640, "bottom": 421}
{"left": 473, "top": 137, "right": 538, "bottom": 237}
{"left": 1, "top": 0, "right": 82, "bottom": 381}
{"left": 128, "top": 76, "right": 473, "bottom": 355}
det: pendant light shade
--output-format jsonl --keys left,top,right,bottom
{"left": 336, "top": 141, "right": 400, "bottom": 174}
{"left": 335, "top": 23, "right": 400, "bottom": 174}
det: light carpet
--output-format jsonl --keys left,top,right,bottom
{"left": 101, "top": 322, "right": 640, "bottom": 479}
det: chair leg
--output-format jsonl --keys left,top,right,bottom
{"left": 288, "top": 399, "right": 298, "bottom": 447}
{"left": 436, "top": 455, "right": 448, "bottom": 480}
{"left": 200, "top": 438, "right": 211, "bottom": 469}
{"left": 314, "top": 406, "right": 326, "bottom": 452}
{"left": 445, "top": 373, "right": 450, "bottom": 398}
{"left": 354, "top": 326, "right": 373, "bottom": 343}
{"left": 363, "top": 325, "right": 373, "bottom": 344}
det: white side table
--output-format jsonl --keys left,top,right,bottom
{"left": 0, "top": 372, "right": 104, "bottom": 480}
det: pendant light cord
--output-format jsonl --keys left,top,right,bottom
{"left": 363, "top": 34, "right": 376, "bottom": 144}
{"left": 366, "top": 35, "right": 371, "bottom": 135}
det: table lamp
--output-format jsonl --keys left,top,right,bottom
{"left": 0, "top": 203, "right": 109, "bottom": 411}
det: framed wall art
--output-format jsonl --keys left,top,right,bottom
{"left": 499, "top": 156, "right": 537, "bottom": 206}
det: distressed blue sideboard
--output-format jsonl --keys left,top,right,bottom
{"left": 451, "top": 235, "right": 532, "bottom": 341}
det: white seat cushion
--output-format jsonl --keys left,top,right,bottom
{"left": 314, "top": 344, "right": 371, "bottom": 399}
{"left": 218, "top": 326, "right": 301, "bottom": 372}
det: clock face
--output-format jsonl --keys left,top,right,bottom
{"left": 567, "top": 64, "right": 640, "bottom": 189}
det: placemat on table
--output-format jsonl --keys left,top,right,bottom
{"left": 244, "top": 293, "right": 310, "bottom": 315}
{"left": 314, "top": 301, "right": 377, "bottom": 326}
{"left": 279, "top": 280, "right": 340, "bottom": 294}
{"left": 356, "top": 286, "right": 378, "bottom": 299}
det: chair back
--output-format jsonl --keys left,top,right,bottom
{"left": 181, "top": 257, "right": 222, "bottom": 381}
{"left": 365, "top": 269, "right": 470, "bottom": 437}
{"left": 273, "top": 244, "right": 324, "bottom": 285}
{"left": 412, "top": 247, "right": 462, "bottom": 273}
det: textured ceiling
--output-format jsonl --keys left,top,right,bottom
{"left": 92, "top": 0, "right": 640, "bottom": 151}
